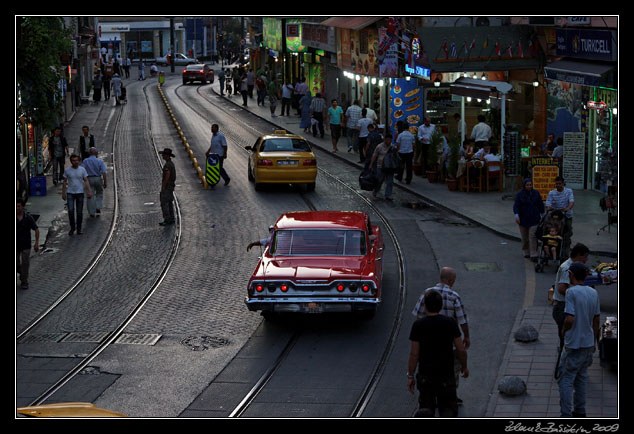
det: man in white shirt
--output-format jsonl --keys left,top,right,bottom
{"left": 62, "top": 154, "right": 92, "bottom": 235}
{"left": 417, "top": 117, "right": 436, "bottom": 146}
{"left": 470, "top": 115, "right": 492, "bottom": 151}
{"left": 395, "top": 125, "right": 416, "bottom": 184}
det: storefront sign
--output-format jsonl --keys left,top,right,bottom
{"left": 531, "top": 157, "right": 559, "bottom": 200}
{"left": 378, "top": 27, "right": 398, "bottom": 78}
{"left": 404, "top": 63, "right": 430, "bottom": 80}
{"left": 302, "top": 23, "right": 335, "bottom": 52}
{"left": 390, "top": 78, "right": 423, "bottom": 136}
{"left": 263, "top": 17, "right": 282, "bottom": 52}
{"left": 556, "top": 29, "right": 616, "bottom": 62}
{"left": 563, "top": 132, "right": 586, "bottom": 189}
{"left": 286, "top": 19, "right": 306, "bottom": 53}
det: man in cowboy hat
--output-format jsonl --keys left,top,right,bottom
{"left": 159, "top": 148, "right": 176, "bottom": 226}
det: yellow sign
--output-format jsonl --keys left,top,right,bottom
{"left": 532, "top": 165, "right": 559, "bottom": 201}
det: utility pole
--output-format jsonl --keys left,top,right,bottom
{"left": 170, "top": 18, "right": 175, "bottom": 73}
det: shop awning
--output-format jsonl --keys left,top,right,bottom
{"left": 450, "top": 77, "right": 513, "bottom": 99}
{"left": 320, "top": 16, "right": 382, "bottom": 30}
{"left": 544, "top": 59, "right": 615, "bottom": 87}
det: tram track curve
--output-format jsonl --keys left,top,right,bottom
{"left": 17, "top": 80, "right": 183, "bottom": 407}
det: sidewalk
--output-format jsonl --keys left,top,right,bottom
{"left": 23, "top": 101, "right": 106, "bottom": 249}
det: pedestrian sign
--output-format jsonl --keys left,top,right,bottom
{"left": 206, "top": 154, "right": 221, "bottom": 186}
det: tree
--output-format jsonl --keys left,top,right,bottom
{"left": 16, "top": 16, "right": 72, "bottom": 131}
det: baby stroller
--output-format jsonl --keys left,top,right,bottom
{"left": 534, "top": 210, "right": 566, "bottom": 272}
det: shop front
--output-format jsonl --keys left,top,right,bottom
{"left": 412, "top": 24, "right": 543, "bottom": 186}
{"left": 544, "top": 28, "right": 617, "bottom": 193}
{"left": 330, "top": 18, "right": 387, "bottom": 125}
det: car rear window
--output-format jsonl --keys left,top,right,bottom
{"left": 186, "top": 65, "right": 204, "bottom": 71}
{"left": 260, "top": 138, "right": 311, "bottom": 152}
{"left": 271, "top": 229, "right": 366, "bottom": 256}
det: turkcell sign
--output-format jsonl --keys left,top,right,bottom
{"left": 404, "top": 63, "right": 430, "bottom": 80}
{"left": 556, "top": 29, "right": 616, "bottom": 62}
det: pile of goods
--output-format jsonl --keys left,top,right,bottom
{"left": 584, "top": 261, "right": 617, "bottom": 285}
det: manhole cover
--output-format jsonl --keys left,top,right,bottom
{"left": 181, "top": 336, "right": 230, "bottom": 351}
{"left": 464, "top": 262, "right": 501, "bottom": 272}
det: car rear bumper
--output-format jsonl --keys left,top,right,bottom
{"left": 255, "top": 168, "right": 317, "bottom": 183}
{"left": 245, "top": 297, "right": 379, "bottom": 313}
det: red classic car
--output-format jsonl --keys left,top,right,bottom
{"left": 245, "top": 211, "right": 384, "bottom": 318}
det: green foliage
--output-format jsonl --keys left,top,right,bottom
{"left": 16, "top": 16, "right": 72, "bottom": 131}
{"left": 447, "top": 135, "right": 461, "bottom": 178}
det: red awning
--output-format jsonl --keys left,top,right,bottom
{"left": 320, "top": 16, "right": 382, "bottom": 30}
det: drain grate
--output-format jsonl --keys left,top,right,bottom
{"left": 181, "top": 336, "right": 230, "bottom": 351}
{"left": 18, "top": 333, "right": 68, "bottom": 344}
{"left": 60, "top": 332, "right": 110, "bottom": 343}
{"left": 115, "top": 333, "right": 162, "bottom": 346}
{"left": 464, "top": 262, "right": 501, "bottom": 272}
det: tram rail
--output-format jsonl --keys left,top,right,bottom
{"left": 17, "top": 81, "right": 183, "bottom": 407}
{"left": 170, "top": 82, "right": 408, "bottom": 418}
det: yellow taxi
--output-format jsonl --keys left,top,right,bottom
{"left": 17, "top": 402, "right": 127, "bottom": 417}
{"left": 245, "top": 130, "right": 317, "bottom": 191}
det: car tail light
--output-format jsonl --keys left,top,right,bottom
{"left": 281, "top": 284, "right": 288, "bottom": 292}
{"left": 362, "top": 284, "right": 370, "bottom": 293}
{"left": 255, "top": 284, "right": 264, "bottom": 293}
{"left": 257, "top": 159, "right": 273, "bottom": 166}
{"left": 337, "top": 284, "right": 345, "bottom": 292}
{"left": 303, "top": 159, "right": 316, "bottom": 166}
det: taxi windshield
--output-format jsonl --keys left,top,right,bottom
{"left": 260, "top": 138, "right": 311, "bottom": 152}
{"left": 270, "top": 229, "right": 366, "bottom": 256}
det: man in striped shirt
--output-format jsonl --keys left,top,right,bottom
{"left": 546, "top": 176, "right": 575, "bottom": 257}
{"left": 412, "top": 267, "right": 470, "bottom": 403}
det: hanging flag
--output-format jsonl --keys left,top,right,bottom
{"left": 495, "top": 40, "right": 501, "bottom": 56}
{"left": 518, "top": 40, "right": 524, "bottom": 58}
{"left": 442, "top": 40, "right": 448, "bottom": 59}
{"left": 507, "top": 42, "right": 513, "bottom": 57}
{"left": 483, "top": 37, "right": 488, "bottom": 49}
{"left": 450, "top": 42, "right": 457, "bottom": 58}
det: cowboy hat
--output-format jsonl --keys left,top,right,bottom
{"left": 159, "top": 148, "right": 176, "bottom": 157}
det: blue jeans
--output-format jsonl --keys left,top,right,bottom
{"left": 66, "top": 193, "right": 84, "bottom": 231}
{"left": 374, "top": 168, "right": 394, "bottom": 199}
{"left": 558, "top": 346, "right": 594, "bottom": 417}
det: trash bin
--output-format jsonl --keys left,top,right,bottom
{"left": 29, "top": 176, "right": 47, "bottom": 196}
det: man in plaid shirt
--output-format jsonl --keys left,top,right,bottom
{"left": 412, "top": 267, "right": 470, "bottom": 403}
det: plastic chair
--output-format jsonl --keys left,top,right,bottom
{"left": 485, "top": 161, "right": 503, "bottom": 192}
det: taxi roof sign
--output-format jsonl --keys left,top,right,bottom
{"left": 274, "top": 129, "right": 288, "bottom": 134}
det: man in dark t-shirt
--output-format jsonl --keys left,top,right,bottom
{"left": 408, "top": 290, "right": 469, "bottom": 417}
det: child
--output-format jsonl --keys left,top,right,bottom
{"left": 542, "top": 225, "right": 563, "bottom": 261}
